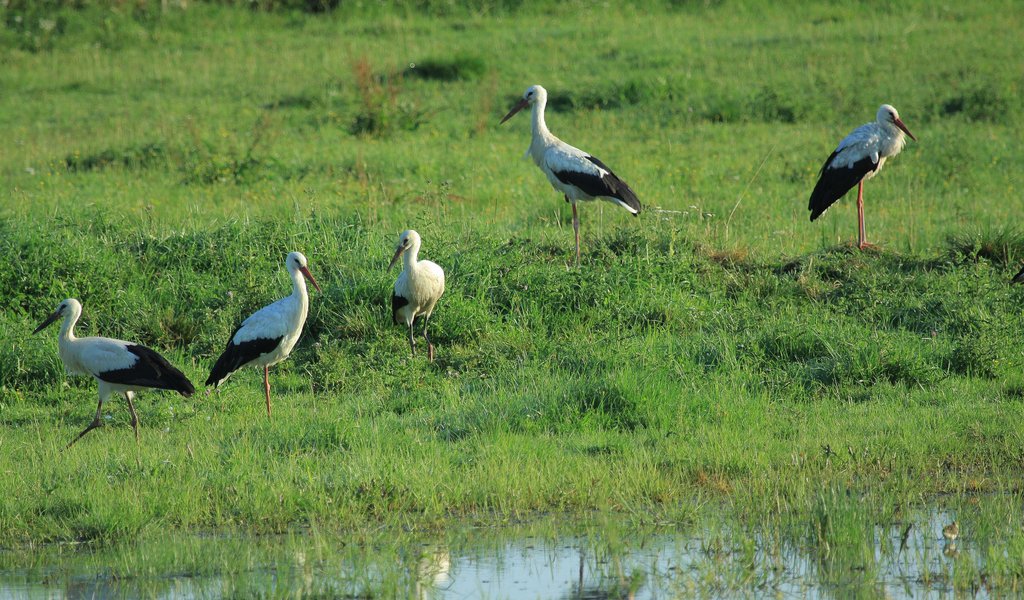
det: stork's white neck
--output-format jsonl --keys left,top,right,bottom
{"left": 403, "top": 238, "right": 421, "bottom": 270}
{"left": 60, "top": 305, "right": 81, "bottom": 342}
{"left": 530, "top": 94, "right": 553, "bottom": 142}
{"left": 290, "top": 267, "right": 308, "bottom": 301}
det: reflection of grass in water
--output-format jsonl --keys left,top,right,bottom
{"left": 0, "top": 502, "right": 1022, "bottom": 595}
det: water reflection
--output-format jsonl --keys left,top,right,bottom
{"left": 0, "top": 509, "right": 1000, "bottom": 599}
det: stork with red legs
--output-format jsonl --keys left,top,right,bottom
{"left": 500, "top": 84, "right": 641, "bottom": 265}
{"left": 206, "top": 251, "right": 321, "bottom": 419}
{"left": 808, "top": 104, "right": 917, "bottom": 250}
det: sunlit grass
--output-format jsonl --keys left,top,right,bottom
{"left": 1, "top": 0, "right": 1024, "bottom": 594}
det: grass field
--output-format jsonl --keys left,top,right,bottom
{"left": 2, "top": 0, "right": 1024, "bottom": 592}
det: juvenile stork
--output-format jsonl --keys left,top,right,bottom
{"left": 206, "top": 251, "right": 321, "bottom": 419}
{"left": 33, "top": 298, "right": 195, "bottom": 449}
{"left": 389, "top": 230, "right": 445, "bottom": 361}
{"left": 809, "top": 104, "right": 917, "bottom": 250}
{"left": 500, "top": 84, "right": 641, "bottom": 264}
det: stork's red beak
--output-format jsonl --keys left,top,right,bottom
{"left": 894, "top": 117, "right": 917, "bottom": 142}
{"left": 388, "top": 246, "right": 405, "bottom": 272}
{"left": 299, "top": 266, "right": 321, "bottom": 292}
{"left": 33, "top": 310, "right": 61, "bottom": 334}
{"left": 500, "top": 97, "right": 530, "bottom": 124}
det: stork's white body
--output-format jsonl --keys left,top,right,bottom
{"left": 228, "top": 276, "right": 310, "bottom": 371}
{"left": 824, "top": 117, "right": 909, "bottom": 181}
{"left": 59, "top": 334, "right": 151, "bottom": 401}
{"left": 390, "top": 230, "right": 445, "bottom": 360}
{"left": 393, "top": 258, "right": 445, "bottom": 328}
{"left": 521, "top": 88, "right": 641, "bottom": 214}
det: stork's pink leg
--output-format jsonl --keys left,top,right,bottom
{"left": 856, "top": 181, "right": 867, "bottom": 250}
{"left": 263, "top": 365, "right": 272, "bottom": 420}
{"left": 571, "top": 202, "right": 581, "bottom": 265}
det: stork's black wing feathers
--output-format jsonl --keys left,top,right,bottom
{"left": 808, "top": 152, "right": 878, "bottom": 221}
{"left": 97, "top": 344, "right": 195, "bottom": 396}
{"left": 392, "top": 292, "right": 409, "bottom": 325}
{"left": 205, "top": 324, "right": 282, "bottom": 387}
{"left": 552, "top": 155, "right": 642, "bottom": 215}
{"left": 1012, "top": 265, "right": 1024, "bottom": 285}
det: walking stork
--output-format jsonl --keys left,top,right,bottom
{"left": 500, "top": 84, "right": 641, "bottom": 264}
{"left": 33, "top": 298, "right": 195, "bottom": 449}
{"left": 389, "top": 230, "right": 445, "bottom": 361}
{"left": 808, "top": 104, "right": 917, "bottom": 249}
{"left": 206, "top": 251, "right": 321, "bottom": 419}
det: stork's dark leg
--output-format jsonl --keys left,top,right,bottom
{"left": 125, "top": 392, "right": 140, "bottom": 444}
{"left": 571, "top": 201, "right": 581, "bottom": 266}
{"left": 263, "top": 365, "right": 272, "bottom": 420}
{"left": 408, "top": 320, "right": 416, "bottom": 356}
{"left": 66, "top": 398, "right": 104, "bottom": 450}
{"left": 856, "top": 181, "right": 867, "bottom": 250}
{"left": 423, "top": 314, "right": 435, "bottom": 362}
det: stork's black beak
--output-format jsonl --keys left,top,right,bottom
{"left": 893, "top": 116, "right": 917, "bottom": 142}
{"left": 500, "top": 97, "right": 530, "bottom": 124}
{"left": 388, "top": 246, "right": 405, "bottom": 272}
{"left": 33, "top": 310, "right": 61, "bottom": 334}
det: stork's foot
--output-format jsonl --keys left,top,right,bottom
{"left": 65, "top": 418, "right": 103, "bottom": 450}
{"left": 857, "top": 241, "right": 881, "bottom": 252}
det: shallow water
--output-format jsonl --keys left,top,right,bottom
{"left": 0, "top": 510, "right": 995, "bottom": 599}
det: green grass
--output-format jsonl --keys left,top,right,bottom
{"left": 2, "top": 0, "right": 1024, "bottom": 593}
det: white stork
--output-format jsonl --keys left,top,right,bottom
{"left": 389, "top": 230, "right": 445, "bottom": 361}
{"left": 809, "top": 104, "right": 917, "bottom": 250}
{"left": 206, "top": 251, "right": 321, "bottom": 419}
{"left": 500, "top": 84, "right": 641, "bottom": 265}
{"left": 33, "top": 298, "right": 195, "bottom": 449}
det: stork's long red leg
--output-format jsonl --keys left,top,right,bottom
{"left": 263, "top": 365, "right": 272, "bottom": 420}
{"left": 857, "top": 181, "right": 867, "bottom": 250}
{"left": 66, "top": 398, "right": 104, "bottom": 450}
{"left": 571, "top": 202, "right": 581, "bottom": 265}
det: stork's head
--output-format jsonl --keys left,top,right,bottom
{"left": 286, "top": 251, "right": 321, "bottom": 292}
{"left": 500, "top": 85, "right": 547, "bottom": 124}
{"left": 388, "top": 229, "right": 421, "bottom": 271}
{"left": 877, "top": 104, "right": 917, "bottom": 141}
{"left": 33, "top": 298, "right": 81, "bottom": 334}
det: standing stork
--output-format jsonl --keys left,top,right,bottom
{"left": 206, "top": 251, "right": 321, "bottom": 419}
{"left": 809, "top": 104, "right": 918, "bottom": 250}
{"left": 389, "top": 230, "right": 445, "bottom": 361}
{"left": 33, "top": 298, "right": 195, "bottom": 449}
{"left": 500, "top": 84, "right": 641, "bottom": 265}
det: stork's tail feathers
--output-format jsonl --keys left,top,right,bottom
{"left": 1012, "top": 265, "right": 1024, "bottom": 285}
{"left": 172, "top": 373, "right": 196, "bottom": 397}
{"left": 205, "top": 352, "right": 239, "bottom": 388}
{"left": 616, "top": 183, "right": 642, "bottom": 216}
{"left": 153, "top": 366, "right": 195, "bottom": 397}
